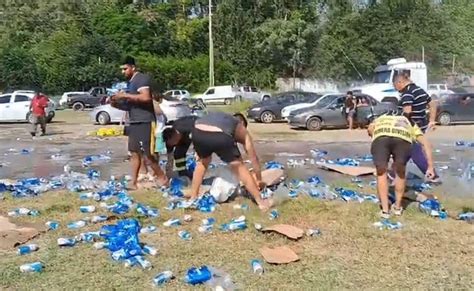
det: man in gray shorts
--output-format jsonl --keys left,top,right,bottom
{"left": 344, "top": 91, "right": 358, "bottom": 130}
{"left": 111, "top": 56, "right": 168, "bottom": 189}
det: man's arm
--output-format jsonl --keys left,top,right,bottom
{"left": 400, "top": 93, "right": 414, "bottom": 114}
{"left": 416, "top": 135, "right": 435, "bottom": 178}
{"left": 117, "top": 87, "right": 151, "bottom": 104}
{"left": 427, "top": 99, "right": 437, "bottom": 125}
{"left": 243, "top": 132, "right": 262, "bottom": 181}
{"left": 174, "top": 139, "right": 192, "bottom": 178}
{"left": 110, "top": 98, "right": 130, "bottom": 111}
{"left": 367, "top": 122, "right": 375, "bottom": 137}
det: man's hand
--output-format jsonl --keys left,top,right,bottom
{"left": 115, "top": 90, "right": 127, "bottom": 99}
{"left": 256, "top": 180, "right": 266, "bottom": 190}
{"left": 425, "top": 167, "right": 435, "bottom": 180}
{"left": 367, "top": 123, "right": 375, "bottom": 137}
{"left": 427, "top": 121, "right": 436, "bottom": 132}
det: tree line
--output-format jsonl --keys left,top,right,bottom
{"left": 0, "top": 0, "right": 472, "bottom": 94}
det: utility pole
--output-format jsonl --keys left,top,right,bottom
{"left": 421, "top": 46, "right": 425, "bottom": 63}
{"left": 452, "top": 55, "right": 456, "bottom": 74}
{"left": 208, "top": 0, "right": 215, "bottom": 87}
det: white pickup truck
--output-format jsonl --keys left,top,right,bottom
{"left": 427, "top": 84, "right": 454, "bottom": 99}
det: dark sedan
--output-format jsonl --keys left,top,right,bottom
{"left": 288, "top": 94, "right": 396, "bottom": 131}
{"left": 247, "top": 91, "right": 321, "bottom": 123}
{"left": 436, "top": 93, "right": 474, "bottom": 125}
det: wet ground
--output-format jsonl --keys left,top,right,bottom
{"left": 0, "top": 110, "right": 473, "bottom": 197}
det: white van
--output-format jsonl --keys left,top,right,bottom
{"left": 194, "top": 85, "right": 241, "bottom": 105}
{"left": 352, "top": 58, "right": 427, "bottom": 103}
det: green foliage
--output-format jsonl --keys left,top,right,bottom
{"left": 0, "top": 0, "right": 473, "bottom": 93}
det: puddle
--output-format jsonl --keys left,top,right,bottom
{"left": 0, "top": 138, "right": 473, "bottom": 198}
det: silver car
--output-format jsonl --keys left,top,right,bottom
{"left": 287, "top": 94, "right": 396, "bottom": 131}
{"left": 90, "top": 99, "right": 195, "bottom": 125}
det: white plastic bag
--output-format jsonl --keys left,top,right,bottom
{"left": 209, "top": 168, "right": 239, "bottom": 203}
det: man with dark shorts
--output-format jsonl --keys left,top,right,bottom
{"left": 394, "top": 73, "right": 440, "bottom": 183}
{"left": 368, "top": 113, "right": 435, "bottom": 219}
{"left": 161, "top": 115, "right": 199, "bottom": 179}
{"left": 191, "top": 111, "right": 272, "bottom": 211}
{"left": 110, "top": 56, "right": 168, "bottom": 189}
{"left": 344, "top": 91, "right": 358, "bottom": 130}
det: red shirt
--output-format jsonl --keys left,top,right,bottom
{"left": 31, "top": 94, "right": 49, "bottom": 116}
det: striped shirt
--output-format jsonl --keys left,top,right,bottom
{"left": 398, "top": 83, "right": 431, "bottom": 131}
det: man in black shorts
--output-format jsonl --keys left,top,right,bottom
{"left": 163, "top": 112, "right": 272, "bottom": 211}
{"left": 192, "top": 112, "right": 272, "bottom": 210}
{"left": 110, "top": 56, "right": 168, "bottom": 189}
{"left": 368, "top": 113, "right": 435, "bottom": 219}
{"left": 161, "top": 115, "right": 199, "bottom": 179}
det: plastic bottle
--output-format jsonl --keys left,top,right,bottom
{"left": 233, "top": 204, "right": 249, "bottom": 211}
{"left": 198, "top": 225, "right": 213, "bottom": 233}
{"left": 143, "top": 245, "right": 158, "bottom": 256}
{"left": 184, "top": 266, "right": 212, "bottom": 285}
{"left": 124, "top": 256, "right": 138, "bottom": 268}
{"left": 17, "top": 244, "right": 39, "bottom": 255}
{"left": 87, "top": 169, "right": 101, "bottom": 179}
{"left": 202, "top": 218, "right": 216, "bottom": 226}
{"left": 306, "top": 228, "right": 322, "bottom": 237}
{"left": 163, "top": 218, "right": 181, "bottom": 227}
{"left": 20, "top": 262, "right": 43, "bottom": 273}
{"left": 91, "top": 215, "right": 108, "bottom": 223}
{"left": 251, "top": 259, "right": 264, "bottom": 275}
{"left": 135, "top": 255, "right": 152, "bottom": 269}
{"left": 80, "top": 205, "right": 96, "bottom": 213}
{"left": 269, "top": 209, "right": 279, "bottom": 220}
{"left": 45, "top": 221, "right": 59, "bottom": 230}
{"left": 94, "top": 242, "right": 107, "bottom": 250}
{"left": 77, "top": 231, "right": 101, "bottom": 243}
{"left": 178, "top": 230, "right": 192, "bottom": 240}
{"left": 458, "top": 212, "right": 474, "bottom": 221}
{"left": 57, "top": 238, "right": 76, "bottom": 247}
{"left": 222, "top": 220, "right": 247, "bottom": 231}
{"left": 67, "top": 220, "right": 87, "bottom": 229}
{"left": 8, "top": 207, "right": 31, "bottom": 217}
{"left": 111, "top": 249, "right": 127, "bottom": 261}
{"left": 153, "top": 271, "right": 174, "bottom": 286}
{"left": 140, "top": 225, "right": 158, "bottom": 234}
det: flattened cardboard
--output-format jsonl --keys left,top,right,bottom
{"left": 260, "top": 246, "right": 299, "bottom": 264}
{"left": 262, "top": 224, "right": 304, "bottom": 240}
{"left": 261, "top": 169, "right": 285, "bottom": 186}
{"left": 317, "top": 162, "right": 375, "bottom": 177}
{"left": 0, "top": 216, "right": 47, "bottom": 250}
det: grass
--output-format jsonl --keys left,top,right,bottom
{"left": 1, "top": 186, "right": 473, "bottom": 289}
{"left": 2, "top": 108, "right": 474, "bottom": 289}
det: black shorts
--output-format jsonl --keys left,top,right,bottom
{"left": 192, "top": 128, "right": 241, "bottom": 163}
{"left": 371, "top": 136, "right": 412, "bottom": 169}
{"left": 128, "top": 122, "right": 156, "bottom": 157}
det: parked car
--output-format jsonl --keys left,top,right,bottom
{"left": 0, "top": 91, "right": 55, "bottom": 123}
{"left": 281, "top": 92, "right": 341, "bottom": 119}
{"left": 163, "top": 90, "right": 191, "bottom": 101}
{"left": 247, "top": 91, "right": 321, "bottom": 123}
{"left": 287, "top": 94, "right": 395, "bottom": 131}
{"left": 67, "top": 87, "right": 108, "bottom": 111}
{"left": 238, "top": 86, "right": 271, "bottom": 103}
{"left": 90, "top": 99, "right": 201, "bottom": 125}
{"left": 427, "top": 83, "right": 454, "bottom": 99}
{"left": 59, "top": 91, "right": 87, "bottom": 107}
{"left": 436, "top": 93, "right": 474, "bottom": 125}
{"left": 193, "top": 85, "right": 242, "bottom": 105}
